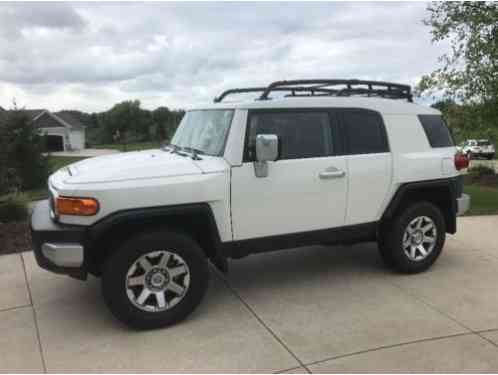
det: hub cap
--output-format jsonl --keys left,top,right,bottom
{"left": 126, "top": 250, "right": 190, "bottom": 312}
{"left": 402, "top": 216, "right": 437, "bottom": 261}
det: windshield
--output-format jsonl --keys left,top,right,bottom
{"left": 478, "top": 141, "right": 491, "bottom": 146}
{"left": 169, "top": 110, "right": 234, "bottom": 156}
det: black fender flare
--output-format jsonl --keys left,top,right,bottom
{"left": 85, "top": 203, "right": 227, "bottom": 273}
{"left": 381, "top": 177, "right": 460, "bottom": 234}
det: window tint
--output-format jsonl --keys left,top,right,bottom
{"left": 246, "top": 111, "right": 332, "bottom": 161}
{"left": 418, "top": 115, "right": 454, "bottom": 148}
{"left": 342, "top": 110, "right": 388, "bottom": 154}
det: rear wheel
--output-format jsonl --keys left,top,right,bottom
{"left": 378, "top": 202, "right": 445, "bottom": 273}
{"left": 487, "top": 154, "right": 495, "bottom": 160}
{"left": 102, "top": 230, "right": 209, "bottom": 329}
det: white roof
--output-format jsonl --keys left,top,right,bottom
{"left": 190, "top": 97, "right": 440, "bottom": 115}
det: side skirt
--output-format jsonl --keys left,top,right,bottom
{"left": 220, "top": 222, "right": 378, "bottom": 259}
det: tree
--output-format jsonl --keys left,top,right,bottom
{"left": 0, "top": 109, "right": 49, "bottom": 193}
{"left": 417, "top": 2, "right": 498, "bottom": 103}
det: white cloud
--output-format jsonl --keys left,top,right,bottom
{"left": 0, "top": 2, "right": 445, "bottom": 112}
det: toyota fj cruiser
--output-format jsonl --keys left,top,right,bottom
{"left": 31, "top": 79, "right": 470, "bottom": 329}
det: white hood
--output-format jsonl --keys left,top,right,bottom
{"left": 63, "top": 149, "right": 203, "bottom": 184}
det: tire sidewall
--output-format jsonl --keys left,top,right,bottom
{"left": 389, "top": 202, "right": 446, "bottom": 273}
{"left": 102, "top": 230, "right": 209, "bottom": 329}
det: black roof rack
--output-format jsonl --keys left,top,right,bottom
{"left": 214, "top": 79, "right": 413, "bottom": 103}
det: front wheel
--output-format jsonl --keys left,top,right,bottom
{"left": 378, "top": 202, "right": 446, "bottom": 273}
{"left": 102, "top": 230, "right": 209, "bottom": 329}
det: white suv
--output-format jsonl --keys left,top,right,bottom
{"left": 459, "top": 139, "right": 495, "bottom": 160}
{"left": 31, "top": 79, "right": 470, "bottom": 329}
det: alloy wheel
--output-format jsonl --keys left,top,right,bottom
{"left": 125, "top": 250, "right": 190, "bottom": 312}
{"left": 402, "top": 216, "right": 437, "bottom": 261}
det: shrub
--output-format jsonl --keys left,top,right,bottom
{"left": 0, "top": 109, "right": 50, "bottom": 194}
{"left": 0, "top": 194, "right": 28, "bottom": 223}
{"left": 468, "top": 165, "right": 496, "bottom": 178}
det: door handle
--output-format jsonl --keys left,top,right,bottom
{"left": 319, "top": 168, "right": 345, "bottom": 179}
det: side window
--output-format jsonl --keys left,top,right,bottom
{"left": 418, "top": 114, "right": 455, "bottom": 148}
{"left": 245, "top": 111, "right": 333, "bottom": 161}
{"left": 342, "top": 110, "right": 389, "bottom": 155}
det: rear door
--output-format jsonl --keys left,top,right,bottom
{"left": 339, "top": 109, "right": 392, "bottom": 225}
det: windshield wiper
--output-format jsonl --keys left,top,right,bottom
{"left": 165, "top": 144, "right": 188, "bottom": 157}
{"left": 182, "top": 147, "right": 205, "bottom": 160}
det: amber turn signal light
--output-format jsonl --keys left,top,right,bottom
{"left": 56, "top": 197, "right": 99, "bottom": 216}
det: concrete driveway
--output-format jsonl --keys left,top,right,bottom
{"left": 1, "top": 215, "right": 498, "bottom": 372}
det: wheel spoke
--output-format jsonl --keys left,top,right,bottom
{"left": 167, "top": 281, "right": 185, "bottom": 295}
{"left": 155, "top": 291, "right": 167, "bottom": 309}
{"left": 423, "top": 235, "right": 436, "bottom": 244}
{"left": 157, "top": 252, "right": 171, "bottom": 269}
{"left": 410, "top": 245, "right": 417, "bottom": 259}
{"left": 128, "top": 275, "right": 145, "bottom": 287}
{"left": 415, "top": 217, "right": 424, "bottom": 229}
{"left": 169, "top": 264, "right": 187, "bottom": 278}
{"left": 417, "top": 244, "right": 427, "bottom": 256}
{"left": 421, "top": 223, "right": 434, "bottom": 234}
{"left": 138, "top": 257, "right": 153, "bottom": 272}
{"left": 136, "top": 288, "right": 151, "bottom": 305}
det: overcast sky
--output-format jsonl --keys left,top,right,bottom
{"left": 0, "top": 2, "right": 445, "bottom": 113}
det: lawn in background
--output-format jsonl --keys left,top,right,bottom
{"left": 463, "top": 184, "right": 498, "bottom": 215}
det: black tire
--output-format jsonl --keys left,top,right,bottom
{"left": 487, "top": 154, "right": 495, "bottom": 160}
{"left": 378, "top": 202, "right": 446, "bottom": 273}
{"left": 102, "top": 230, "right": 209, "bottom": 330}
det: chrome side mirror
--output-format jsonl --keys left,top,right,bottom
{"left": 254, "top": 134, "right": 278, "bottom": 178}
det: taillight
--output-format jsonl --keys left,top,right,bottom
{"left": 454, "top": 153, "right": 469, "bottom": 171}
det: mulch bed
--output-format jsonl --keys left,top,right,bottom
{"left": 0, "top": 220, "right": 32, "bottom": 255}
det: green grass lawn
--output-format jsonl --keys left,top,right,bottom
{"left": 93, "top": 141, "right": 162, "bottom": 152}
{"left": 463, "top": 184, "right": 498, "bottom": 216}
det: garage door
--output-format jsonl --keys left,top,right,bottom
{"left": 46, "top": 135, "right": 64, "bottom": 152}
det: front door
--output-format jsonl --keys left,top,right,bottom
{"left": 231, "top": 109, "right": 347, "bottom": 240}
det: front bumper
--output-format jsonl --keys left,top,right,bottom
{"left": 30, "top": 200, "right": 88, "bottom": 279}
{"left": 457, "top": 194, "right": 470, "bottom": 216}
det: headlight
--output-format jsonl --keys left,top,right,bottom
{"left": 56, "top": 197, "right": 99, "bottom": 216}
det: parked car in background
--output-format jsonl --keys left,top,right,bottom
{"left": 458, "top": 139, "right": 495, "bottom": 160}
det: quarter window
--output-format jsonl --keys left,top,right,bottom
{"left": 418, "top": 115, "right": 454, "bottom": 148}
{"left": 246, "top": 111, "right": 333, "bottom": 161}
{"left": 342, "top": 110, "right": 389, "bottom": 155}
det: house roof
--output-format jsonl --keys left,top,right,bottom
{"left": 53, "top": 111, "right": 85, "bottom": 128}
{"left": 0, "top": 109, "right": 85, "bottom": 130}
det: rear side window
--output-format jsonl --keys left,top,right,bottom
{"left": 418, "top": 115, "right": 454, "bottom": 148}
{"left": 342, "top": 110, "right": 389, "bottom": 155}
{"left": 246, "top": 111, "right": 332, "bottom": 161}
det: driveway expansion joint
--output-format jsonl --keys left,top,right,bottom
{"left": 303, "top": 331, "right": 474, "bottom": 369}
{"left": 20, "top": 254, "right": 48, "bottom": 373}
{"left": 215, "top": 270, "right": 311, "bottom": 374}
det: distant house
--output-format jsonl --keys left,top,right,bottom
{"left": 0, "top": 108, "right": 86, "bottom": 151}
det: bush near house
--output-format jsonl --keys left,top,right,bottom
{"left": 0, "top": 109, "right": 50, "bottom": 195}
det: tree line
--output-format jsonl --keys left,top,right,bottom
{"left": 73, "top": 100, "right": 185, "bottom": 146}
